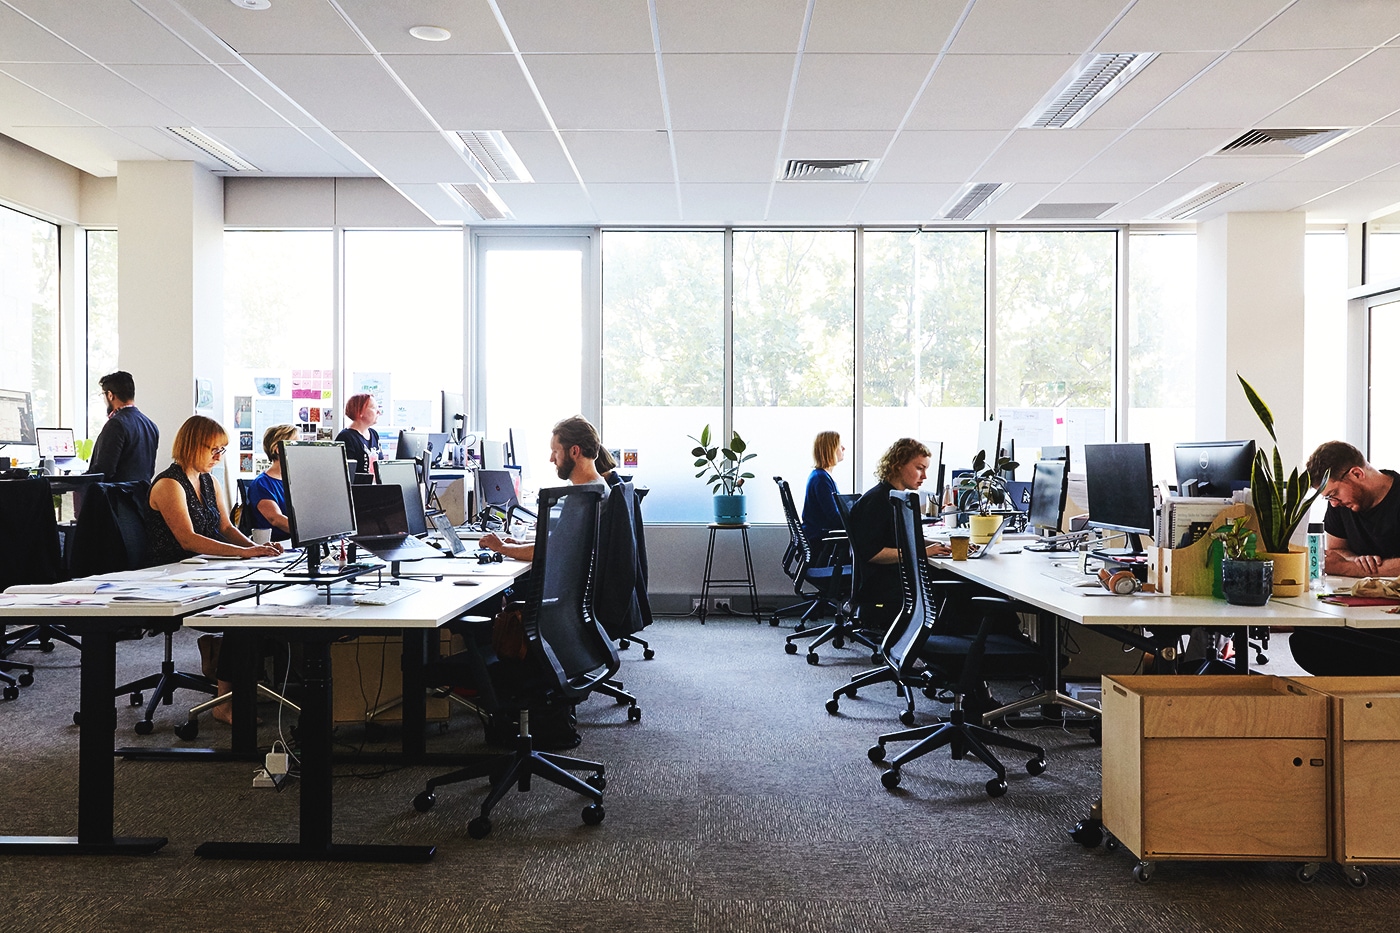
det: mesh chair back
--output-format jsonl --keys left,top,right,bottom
{"left": 832, "top": 492, "right": 864, "bottom": 603}
{"left": 0, "top": 477, "right": 66, "bottom": 590}
{"left": 886, "top": 489, "right": 940, "bottom": 676}
{"left": 631, "top": 485, "right": 653, "bottom": 626}
{"left": 68, "top": 480, "right": 154, "bottom": 576}
{"left": 235, "top": 478, "right": 255, "bottom": 536}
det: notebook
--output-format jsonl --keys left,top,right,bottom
{"left": 350, "top": 485, "right": 435, "bottom": 562}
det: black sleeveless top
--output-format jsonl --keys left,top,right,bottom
{"left": 147, "top": 463, "right": 222, "bottom": 564}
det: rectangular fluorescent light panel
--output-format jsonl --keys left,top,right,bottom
{"left": 1022, "top": 52, "right": 1157, "bottom": 129}
{"left": 939, "top": 183, "right": 1003, "bottom": 220}
{"left": 455, "top": 131, "right": 532, "bottom": 183}
{"left": 165, "top": 126, "right": 258, "bottom": 172}
{"left": 1154, "top": 182, "right": 1246, "bottom": 220}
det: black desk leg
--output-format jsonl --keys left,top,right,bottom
{"left": 0, "top": 630, "right": 166, "bottom": 855}
{"left": 401, "top": 629, "right": 429, "bottom": 761}
{"left": 196, "top": 638, "right": 435, "bottom": 863}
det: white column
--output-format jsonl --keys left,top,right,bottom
{"left": 1195, "top": 211, "right": 1306, "bottom": 467}
{"left": 116, "top": 161, "right": 223, "bottom": 463}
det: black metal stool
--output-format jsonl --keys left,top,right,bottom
{"left": 698, "top": 522, "right": 761, "bottom": 623}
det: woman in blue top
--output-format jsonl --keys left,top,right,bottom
{"left": 245, "top": 424, "right": 299, "bottom": 542}
{"left": 801, "top": 430, "right": 845, "bottom": 546}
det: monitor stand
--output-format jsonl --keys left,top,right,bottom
{"left": 1090, "top": 532, "right": 1145, "bottom": 562}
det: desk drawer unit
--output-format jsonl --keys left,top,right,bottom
{"left": 1102, "top": 675, "right": 1329, "bottom": 864}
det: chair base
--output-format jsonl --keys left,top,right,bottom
{"left": 114, "top": 660, "right": 216, "bottom": 733}
{"left": 769, "top": 595, "right": 840, "bottom": 630}
{"left": 2, "top": 623, "right": 81, "bottom": 655}
{"left": 872, "top": 706, "right": 1046, "bottom": 797}
{"left": 592, "top": 679, "right": 642, "bottom": 721}
{"left": 785, "top": 615, "right": 881, "bottom": 663}
{"left": 616, "top": 635, "right": 654, "bottom": 659}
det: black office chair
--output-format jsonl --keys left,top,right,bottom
{"left": 0, "top": 477, "right": 67, "bottom": 696}
{"left": 413, "top": 485, "right": 618, "bottom": 838}
{"left": 772, "top": 478, "right": 868, "bottom": 664}
{"left": 616, "top": 484, "right": 654, "bottom": 659}
{"left": 69, "top": 480, "right": 217, "bottom": 734}
{"left": 867, "top": 490, "right": 1047, "bottom": 798}
{"left": 586, "top": 475, "right": 652, "bottom": 721}
{"left": 234, "top": 478, "right": 255, "bottom": 536}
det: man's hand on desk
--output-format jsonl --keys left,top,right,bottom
{"left": 925, "top": 542, "right": 951, "bottom": 558}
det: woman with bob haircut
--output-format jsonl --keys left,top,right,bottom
{"left": 335, "top": 392, "right": 382, "bottom": 475}
{"left": 801, "top": 431, "right": 845, "bottom": 545}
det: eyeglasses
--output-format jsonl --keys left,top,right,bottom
{"left": 209, "top": 445, "right": 227, "bottom": 457}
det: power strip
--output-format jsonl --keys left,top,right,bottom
{"left": 252, "top": 767, "right": 284, "bottom": 788}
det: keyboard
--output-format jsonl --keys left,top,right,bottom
{"left": 352, "top": 584, "right": 418, "bottom": 606}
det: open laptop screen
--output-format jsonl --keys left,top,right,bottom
{"left": 351, "top": 484, "right": 409, "bottom": 537}
{"left": 36, "top": 427, "right": 77, "bottom": 458}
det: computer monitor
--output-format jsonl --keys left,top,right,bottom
{"left": 480, "top": 438, "right": 507, "bottom": 471}
{"left": 1174, "top": 439, "right": 1256, "bottom": 497}
{"left": 397, "top": 430, "right": 449, "bottom": 466}
{"left": 377, "top": 458, "right": 427, "bottom": 536}
{"left": 441, "top": 389, "right": 464, "bottom": 436}
{"left": 36, "top": 427, "right": 77, "bottom": 458}
{"left": 1083, "top": 442, "right": 1154, "bottom": 557}
{"left": 974, "top": 419, "right": 1002, "bottom": 466}
{"left": 1028, "top": 459, "right": 1070, "bottom": 535}
{"left": 350, "top": 484, "right": 409, "bottom": 537}
{"left": 279, "top": 441, "right": 357, "bottom": 569}
{"left": 0, "top": 388, "right": 36, "bottom": 446}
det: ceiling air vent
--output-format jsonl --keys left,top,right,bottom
{"left": 164, "top": 126, "right": 258, "bottom": 171}
{"left": 1022, "top": 52, "right": 1157, "bottom": 129}
{"left": 780, "top": 159, "right": 874, "bottom": 182}
{"left": 1218, "top": 128, "right": 1353, "bottom": 157}
{"left": 1021, "top": 202, "right": 1116, "bottom": 220}
{"left": 449, "top": 183, "right": 512, "bottom": 220}
{"left": 1154, "top": 182, "right": 1246, "bottom": 220}
{"left": 454, "top": 131, "right": 533, "bottom": 182}
{"left": 939, "top": 183, "right": 1003, "bottom": 220}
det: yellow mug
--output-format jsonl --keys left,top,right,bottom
{"left": 950, "top": 534, "right": 970, "bottom": 561}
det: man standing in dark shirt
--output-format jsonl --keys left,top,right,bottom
{"left": 86, "top": 371, "right": 159, "bottom": 483}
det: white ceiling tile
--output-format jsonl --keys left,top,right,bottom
{"left": 672, "top": 131, "right": 782, "bottom": 183}
{"left": 1094, "top": 0, "right": 1292, "bottom": 53}
{"left": 6, "top": 0, "right": 205, "bottom": 64}
{"left": 108, "top": 64, "right": 289, "bottom": 128}
{"left": 334, "top": 131, "right": 480, "bottom": 184}
{"left": 781, "top": 130, "right": 894, "bottom": 160}
{"left": 848, "top": 183, "right": 959, "bottom": 223}
{"left": 876, "top": 130, "right": 1007, "bottom": 183}
{"left": 336, "top": 0, "right": 509, "bottom": 55}
{"left": 1265, "top": 48, "right": 1400, "bottom": 127}
{"left": 209, "top": 126, "right": 373, "bottom": 175}
{"left": 676, "top": 183, "right": 770, "bottom": 225}
{"left": 1264, "top": 128, "right": 1400, "bottom": 183}
{"left": 1069, "top": 128, "right": 1234, "bottom": 183}
{"left": 1243, "top": 0, "right": 1400, "bottom": 50}
{"left": 497, "top": 0, "right": 653, "bottom": 53}
{"left": 395, "top": 183, "right": 473, "bottom": 225}
{"left": 499, "top": 130, "right": 579, "bottom": 184}
{"left": 0, "top": 62, "right": 187, "bottom": 126}
{"left": 588, "top": 183, "right": 682, "bottom": 224}
{"left": 0, "top": 4, "right": 88, "bottom": 63}
{"left": 951, "top": 0, "right": 1126, "bottom": 54}
{"left": 492, "top": 183, "right": 597, "bottom": 224}
{"left": 654, "top": 0, "right": 807, "bottom": 53}
{"left": 173, "top": 0, "right": 366, "bottom": 55}
{"left": 787, "top": 53, "right": 935, "bottom": 131}
{"left": 1169, "top": 154, "right": 1299, "bottom": 185}
{"left": 1138, "top": 48, "right": 1365, "bottom": 129}
{"left": 386, "top": 54, "right": 550, "bottom": 132}
{"left": 904, "top": 54, "right": 1080, "bottom": 130}
{"left": 968, "top": 183, "right": 1057, "bottom": 222}
{"left": 0, "top": 124, "right": 165, "bottom": 175}
{"left": 523, "top": 54, "right": 663, "bottom": 130}
{"left": 1196, "top": 180, "right": 1338, "bottom": 216}
{"left": 1029, "top": 181, "right": 1154, "bottom": 208}
{"left": 1301, "top": 181, "right": 1400, "bottom": 222}
{"left": 243, "top": 54, "right": 436, "bottom": 133}
{"left": 0, "top": 72, "right": 95, "bottom": 126}
{"left": 765, "top": 181, "right": 868, "bottom": 223}
{"left": 977, "top": 129, "right": 1122, "bottom": 183}
{"left": 559, "top": 131, "right": 674, "bottom": 184}
{"left": 663, "top": 53, "right": 796, "bottom": 131}
{"left": 1102, "top": 180, "right": 1217, "bottom": 221}
{"left": 1076, "top": 52, "right": 1220, "bottom": 130}
{"left": 806, "top": 1, "right": 965, "bottom": 53}
{"left": 294, "top": 125, "right": 376, "bottom": 173}
{"left": 107, "top": 125, "right": 214, "bottom": 163}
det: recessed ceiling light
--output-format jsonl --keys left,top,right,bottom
{"left": 228, "top": 0, "right": 270, "bottom": 10}
{"left": 409, "top": 25, "right": 451, "bottom": 42}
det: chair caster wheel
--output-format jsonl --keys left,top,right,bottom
{"left": 1256, "top": 653, "right": 1268, "bottom": 665}
{"left": 1105, "top": 835, "right": 1119, "bottom": 852}
{"left": 1069, "top": 818, "right": 1103, "bottom": 847}
{"left": 174, "top": 719, "right": 199, "bottom": 740}
{"left": 1296, "top": 862, "right": 1320, "bottom": 884}
{"left": 870, "top": 652, "right": 881, "bottom": 664}
{"left": 825, "top": 699, "right": 840, "bottom": 714}
{"left": 627, "top": 705, "right": 641, "bottom": 722}
{"left": 413, "top": 791, "right": 435, "bottom": 813}
{"left": 18, "top": 672, "right": 33, "bottom": 688}
{"left": 1026, "top": 756, "right": 1047, "bottom": 776}
{"left": 985, "top": 778, "right": 1008, "bottom": 798}
{"left": 899, "top": 709, "right": 916, "bottom": 727}
{"left": 582, "top": 804, "right": 605, "bottom": 826}
{"left": 134, "top": 719, "right": 154, "bottom": 736}
{"left": 832, "top": 637, "right": 845, "bottom": 649}
{"left": 806, "top": 653, "right": 819, "bottom": 665}
{"left": 39, "top": 640, "right": 55, "bottom": 653}
{"left": 72, "top": 711, "right": 81, "bottom": 726}
{"left": 2, "top": 686, "right": 17, "bottom": 701}
{"left": 868, "top": 744, "right": 886, "bottom": 763}
{"left": 880, "top": 768, "right": 901, "bottom": 789}
{"left": 643, "top": 648, "right": 655, "bottom": 659}
{"left": 1344, "top": 866, "right": 1369, "bottom": 888}
{"left": 467, "top": 816, "right": 491, "bottom": 838}
{"left": 1088, "top": 722, "right": 1102, "bottom": 745}
{"left": 586, "top": 773, "right": 606, "bottom": 791}
{"left": 784, "top": 642, "right": 798, "bottom": 655}
{"left": 1133, "top": 861, "right": 1154, "bottom": 884}
{"left": 769, "top": 616, "right": 780, "bottom": 627}
{"left": 129, "top": 692, "right": 143, "bottom": 707}
{"left": 618, "top": 638, "right": 630, "bottom": 650}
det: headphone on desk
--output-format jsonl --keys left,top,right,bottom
{"left": 1098, "top": 567, "right": 1142, "bottom": 596}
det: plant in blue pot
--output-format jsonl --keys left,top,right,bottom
{"left": 689, "top": 425, "right": 755, "bottom": 525}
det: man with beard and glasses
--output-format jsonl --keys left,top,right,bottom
{"left": 86, "top": 370, "right": 159, "bottom": 483}
{"left": 478, "top": 415, "right": 606, "bottom": 562}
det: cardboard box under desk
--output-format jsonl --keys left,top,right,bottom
{"left": 330, "top": 631, "right": 456, "bottom": 726}
{"left": 1101, "top": 674, "right": 1329, "bottom": 862}
{"left": 1285, "top": 676, "right": 1400, "bottom": 865}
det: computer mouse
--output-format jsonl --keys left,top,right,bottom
{"left": 452, "top": 579, "right": 479, "bottom": 586}
{"left": 180, "top": 557, "right": 209, "bottom": 565}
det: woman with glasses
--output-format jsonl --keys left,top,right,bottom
{"left": 147, "top": 414, "right": 282, "bottom": 564}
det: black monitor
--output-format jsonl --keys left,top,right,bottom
{"left": 1028, "top": 459, "right": 1069, "bottom": 534}
{"left": 1174, "top": 439, "right": 1256, "bottom": 497}
{"left": 1083, "top": 442, "right": 1154, "bottom": 557}
{"left": 441, "top": 390, "right": 464, "bottom": 436}
{"left": 974, "top": 419, "right": 1002, "bottom": 466}
{"left": 1041, "top": 445, "right": 1070, "bottom": 468}
{"left": 398, "top": 430, "right": 449, "bottom": 466}
{"left": 279, "top": 441, "right": 357, "bottom": 573}
{"left": 377, "top": 459, "right": 426, "bottom": 536}
{"left": 0, "top": 388, "right": 36, "bottom": 446}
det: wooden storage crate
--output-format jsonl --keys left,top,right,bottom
{"left": 331, "top": 632, "right": 454, "bottom": 726}
{"left": 1102, "top": 674, "right": 1329, "bottom": 863}
{"left": 1287, "top": 676, "right": 1400, "bottom": 868}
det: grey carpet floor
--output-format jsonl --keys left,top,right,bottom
{"left": 0, "top": 620, "right": 1394, "bottom": 933}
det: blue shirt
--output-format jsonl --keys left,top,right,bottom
{"left": 801, "top": 468, "right": 841, "bottom": 545}
{"left": 245, "top": 471, "right": 290, "bottom": 541}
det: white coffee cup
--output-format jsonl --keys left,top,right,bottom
{"left": 250, "top": 528, "right": 272, "bottom": 545}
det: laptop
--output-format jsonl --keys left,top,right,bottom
{"left": 428, "top": 511, "right": 470, "bottom": 558}
{"left": 477, "top": 468, "right": 521, "bottom": 509}
{"left": 930, "top": 517, "right": 1008, "bottom": 560}
{"left": 349, "top": 484, "right": 436, "bottom": 562}
{"left": 36, "top": 427, "right": 80, "bottom": 468}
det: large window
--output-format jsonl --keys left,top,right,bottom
{"left": 344, "top": 230, "right": 463, "bottom": 453}
{"left": 86, "top": 229, "right": 118, "bottom": 439}
{"left": 1127, "top": 231, "right": 1197, "bottom": 481}
{"left": 222, "top": 231, "right": 334, "bottom": 476}
{"left": 0, "top": 203, "right": 59, "bottom": 432}
{"left": 732, "top": 231, "right": 854, "bottom": 523}
{"left": 1303, "top": 230, "right": 1348, "bottom": 460}
{"left": 601, "top": 231, "right": 723, "bottom": 523}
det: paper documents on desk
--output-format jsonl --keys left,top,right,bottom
{"left": 3, "top": 582, "right": 222, "bottom": 603}
{"left": 202, "top": 604, "right": 357, "bottom": 619}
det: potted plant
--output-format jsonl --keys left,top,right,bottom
{"left": 1237, "top": 374, "right": 1328, "bottom": 597}
{"left": 1212, "top": 514, "right": 1273, "bottom": 606}
{"left": 957, "top": 449, "right": 1020, "bottom": 544}
{"left": 689, "top": 424, "right": 756, "bottom": 525}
